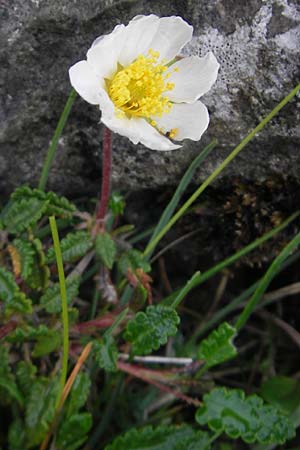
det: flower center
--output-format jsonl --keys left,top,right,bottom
{"left": 108, "top": 49, "right": 176, "bottom": 120}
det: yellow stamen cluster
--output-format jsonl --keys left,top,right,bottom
{"left": 108, "top": 49, "right": 175, "bottom": 119}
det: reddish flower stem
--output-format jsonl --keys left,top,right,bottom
{"left": 96, "top": 127, "right": 112, "bottom": 226}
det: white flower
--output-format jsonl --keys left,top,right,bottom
{"left": 69, "top": 15, "right": 219, "bottom": 151}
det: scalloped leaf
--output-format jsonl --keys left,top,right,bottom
{"left": 13, "top": 238, "right": 35, "bottom": 280}
{"left": 93, "top": 335, "right": 118, "bottom": 372}
{"left": 0, "top": 267, "right": 32, "bottom": 315}
{"left": 198, "top": 322, "right": 237, "bottom": 369}
{"left": 56, "top": 412, "right": 92, "bottom": 450}
{"left": 25, "top": 238, "right": 50, "bottom": 290}
{"left": 46, "top": 231, "right": 93, "bottom": 263}
{"left": 195, "top": 387, "right": 295, "bottom": 445}
{"left": 95, "top": 232, "right": 116, "bottom": 269}
{"left": 8, "top": 418, "right": 26, "bottom": 450}
{"left": 25, "top": 377, "right": 59, "bottom": 447}
{"left": 104, "top": 425, "right": 211, "bottom": 450}
{"left": 0, "top": 266, "right": 17, "bottom": 302}
{"left": 40, "top": 276, "right": 80, "bottom": 313}
{"left": 16, "top": 362, "right": 37, "bottom": 398}
{"left": 0, "top": 346, "right": 24, "bottom": 406}
{"left": 12, "top": 186, "right": 76, "bottom": 217}
{"left": 7, "top": 325, "right": 48, "bottom": 343}
{"left": 66, "top": 372, "right": 91, "bottom": 418}
{"left": 2, "top": 197, "right": 48, "bottom": 233}
{"left": 118, "top": 249, "right": 151, "bottom": 275}
{"left": 124, "top": 305, "right": 180, "bottom": 355}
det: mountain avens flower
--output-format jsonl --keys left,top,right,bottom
{"left": 69, "top": 15, "right": 219, "bottom": 150}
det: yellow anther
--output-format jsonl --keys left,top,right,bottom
{"left": 169, "top": 128, "right": 178, "bottom": 139}
{"left": 108, "top": 50, "right": 175, "bottom": 121}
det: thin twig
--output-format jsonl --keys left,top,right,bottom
{"left": 119, "top": 354, "right": 194, "bottom": 366}
{"left": 258, "top": 310, "right": 300, "bottom": 350}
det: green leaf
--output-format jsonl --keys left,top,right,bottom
{"left": 95, "top": 232, "right": 116, "bottom": 269}
{"left": 40, "top": 276, "right": 80, "bottom": 313}
{"left": 56, "top": 413, "right": 92, "bottom": 450}
{"left": 0, "top": 346, "right": 24, "bottom": 406}
{"left": 25, "top": 238, "right": 50, "bottom": 290}
{"left": 261, "top": 376, "right": 300, "bottom": 414}
{"left": 12, "top": 238, "right": 35, "bottom": 280}
{"left": 124, "top": 305, "right": 180, "bottom": 355}
{"left": 104, "top": 425, "right": 211, "bottom": 450}
{"left": 94, "top": 335, "right": 118, "bottom": 372}
{"left": 5, "top": 292, "right": 32, "bottom": 315}
{"left": 11, "top": 186, "right": 76, "bottom": 217}
{"left": 16, "top": 362, "right": 37, "bottom": 398}
{"left": 46, "top": 231, "right": 93, "bottom": 263}
{"left": 2, "top": 198, "right": 48, "bottom": 233}
{"left": 0, "top": 267, "right": 32, "bottom": 315}
{"left": 109, "top": 192, "right": 126, "bottom": 216}
{"left": 25, "top": 377, "right": 59, "bottom": 447}
{"left": 66, "top": 372, "right": 91, "bottom": 418}
{"left": 8, "top": 418, "right": 26, "bottom": 450}
{"left": 32, "top": 329, "right": 62, "bottom": 357}
{"left": 196, "top": 387, "right": 295, "bottom": 445}
{"left": 198, "top": 322, "right": 237, "bottom": 369}
{"left": 118, "top": 249, "right": 151, "bottom": 275}
{"left": 7, "top": 324, "right": 49, "bottom": 343}
{"left": 0, "top": 267, "right": 18, "bottom": 302}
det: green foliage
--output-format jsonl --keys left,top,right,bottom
{"left": 56, "top": 413, "right": 92, "bottom": 450}
{"left": 261, "top": 376, "right": 300, "bottom": 414}
{"left": 16, "top": 362, "right": 37, "bottom": 398}
{"left": 94, "top": 335, "right": 118, "bottom": 372}
{"left": 25, "top": 238, "right": 50, "bottom": 290}
{"left": 25, "top": 377, "right": 59, "bottom": 447}
{"left": 104, "top": 425, "right": 211, "bottom": 450}
{"left": 95, "top": 232, "right": 116, "bottom": 269}
{"left": 195, "top": 387, "right": 295, "bottom": 445}
{"left": 40, "top": 276, "right": 80, "bottom": 313}
{"left": 118, "top": 249, "right": 151, "bottom": 275}
{"left": 11, "top": 186, "right": 76, "bottom": 217}
{"left": 109, "top": 192, "right": 126, "bottom": 216}
{"left": 65, "top": 372, "right": 91, "bottom": 418}
{"left": 0, "top": 346, "right": 24, "bottom": 406}
{"left": 12, "top": 238, "right": 35, "bottom": 280}
{"left": 8, "top": 418, "right": 26, "bottom": 450}
{"left": 7, "top": 324, "right": 49, "bottom": 343}
{"left": 1, "top": 197, "right": 48, "bottom": 234}
{"left": 0, "top": 266, "right": 20, "bottom": 303}
{"left": 32, "top": 329, "right": 62, "bottom": 357}
{"left": 198, "top": 322, "right": 237, "bottom": 369}
{"left": 0, "top": 267, "right": 32, "bottom": 315}
{"left": 46, "top": 231, "right": 93, "bottom": 263}
{"left": 124, "top": 305, "right": 180, "bottom": 355}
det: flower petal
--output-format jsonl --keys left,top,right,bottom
{"left": 149, "top": 16, "right": 193, "bottom": 62}
{"left": 69, "top": 60, "right": 103, "bottom": 105}
{"left": 118, "top": 15, "right": 160, "bottom": 67}
{"left": 101, "top": 114, "right": 181, "bottom": 150}
{"left": 87, "top": 24, "right": 125, "bottom": 79}
{"left": 167, "top": 53, "right": 220, "bottom": 103}
{"left": 134, "top": 119, "right": 181, "bottom": 150}
{"left": 153, "top": 101, "right": 210, "bottom": 141}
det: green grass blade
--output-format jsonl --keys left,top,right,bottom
{"left": 143, "top": 84, "right": 300, "bottom": 258}
{"left": 145, "top": 140, "right": 217, "bottom": 259}
{"left": 191, "top": 250, "right": 300, "bottom": 342}
{"left": 39, "top": 89, "right": 77, "bottom": 191}
{"left": 235, "top": 231, "right": 300, "bottom": 331}
{"left": 171, "top": 271, "right": 202, "bottom": 309}
{"left": 49, "top": 216, "right": 69, "bottom": 408}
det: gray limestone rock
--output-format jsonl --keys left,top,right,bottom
{"left": 0, "top": 0, "right": 299, "bottom": 198}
